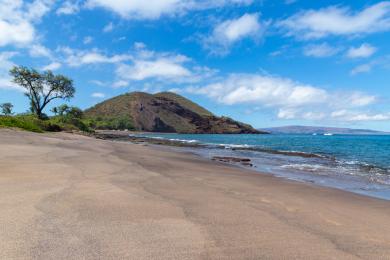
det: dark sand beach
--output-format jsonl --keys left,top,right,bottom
{"left": 1, "top": 129, "right": 390, "bottom": 259}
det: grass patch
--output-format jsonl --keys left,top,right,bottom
{"left": 0, "top": 115, "right": 45, "bottom": 132}
{"left": 0, "top": 114, "right": 93, "bottom": 133}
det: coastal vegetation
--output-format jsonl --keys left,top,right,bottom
{"left": 0, "top": 103, "right": 13, "bottom": 116}
{"left": 2, "top": 66, "right": 262, "bottom": 134}
{"left": 1, "top": 66, "right": 89, "bottom": 132}
{"left": 10, "top": 66, "right": 75, "bottom": 119}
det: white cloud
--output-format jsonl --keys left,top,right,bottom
{"left": 42, "top": 62, "right": 62, "bottom": 71}
{"left": 85, "top": 0, "right": 253, "bottom": 19}
{"left": 278, "top": 2, "right": 390, "bottom": 39}
{"left": 29, "top": 44, "right": 53, "bottom": 59}
{"left": 26, "top": 0, "right": 53, "bottom": 21}
{"left": 83, "top": 36, "right": 93, "bottom": 44}
{"left": 331, "top": 110, "right": 390, "bottom": 121}
{"left": 346, "top": 43, "right": 377, "bottom": 58}
{"left": 350, "top": 64, "right": 372, "bottom": 75}
{"left": 277, "top": 108, "right": 297, "bottom": 119}
{"left": 301, "top": 111, "right": 326, "bottom": 120}
{"left": 58, "top": 47, "right": 133, "bottom": 67}
{"left": 0, "top": 52, "right": 23, "bottom": 91}
{"left": 187, "top": 73, "right": 381, "bottom": 122}
{"left": 203, "top": 13, "right": 262, "bottom": 55}
{"left": 112, "top": 80, "right": 129, "bottom": 88}
{"left": 117, "top": 57, "right": 191, "bottom": 81}
{"left": 303, "top": 43, "right": 340, "bottom": 58}
{"left": 0, "top": 0, "right": 53, "bottom": 47}
{"left": 347, "top": 92, "right": 376, "bottom": 106}
{"left": 91, "top": 92, "right": 106, "bottom": 98}
{"left": 115, "top": 44, "right": 214, "bottom": 83}
{"left": 90, "top": 80, "right": 106, "bottom": 86}
{"left": 57, "top": 45, "right": 211, "bottom": 84}
{"left": 103, "top": 22, "right": 114, "bottom": 32}
{"left": 189, "top": 74, "right": 328, "bottom": 107}
{"left": 56, "top": 1, "right": 79, "bottom": 15}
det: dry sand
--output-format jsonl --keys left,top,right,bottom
{"left": 1, "top": 129, "right": 390, "bottom": 259}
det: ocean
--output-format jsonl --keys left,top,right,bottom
{"left": 137, "top": 133, "right": 390, "bottom": 200}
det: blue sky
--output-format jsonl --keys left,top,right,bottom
{"left": 1, "top": 0, "right": 390, "bottom": 131}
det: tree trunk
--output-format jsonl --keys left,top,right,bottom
{"left": 36, "top": 109, "right": 43, "bottom": 119}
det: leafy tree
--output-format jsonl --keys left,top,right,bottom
{"left": 66, "top": 107, "right": 83, "bottom": 119}
{"left": 51, "top": 107, "right": 59, "bottom": 116}
{"left": 58, "top": 104, "right": 70, "bottom": 116}
{"left": 51, "top": 104, "right": 70, "bottom": 116}
{"left": 10, "top": 66, "right": 75, "bottom": 119}
{"left": 0, "top": 103, "right": 13, "bottom": 115}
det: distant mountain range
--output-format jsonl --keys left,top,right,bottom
{"left": 261, "top": 125, "right": 389, "bottom": 135}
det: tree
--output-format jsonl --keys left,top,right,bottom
{"left": 66, "top": 107, "right": 83, "bottom": 119}
{"left": 10, "top": 66, "right": 75, "bottom": 119}
{"left": 51, "top": 104, "right": 69, "bottom": 116}
{"left": 51, "top": 106, "right": 59, "bottom": 116}
{"left": 0, "top": 103, "right": 13, "bottom": 115}
{"left": 57, "top": 104, "right": 70, "bottom": 116}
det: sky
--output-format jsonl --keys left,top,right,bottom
{"left": 0, "top": 0, "right": 390, "bottom": 131}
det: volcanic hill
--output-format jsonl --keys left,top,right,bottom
{"left": 85, "top": 92, "right": 264, "bottom": 134}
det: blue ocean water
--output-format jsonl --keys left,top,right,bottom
{"left": 138, "top": 133, "right": 390, "bottom": 200}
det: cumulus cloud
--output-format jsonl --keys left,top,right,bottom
{"left": 91, "top": 92, "right": 106, "bottom": 98}
{"left": 29, "top": 44, "right": 53, "bottom": 59}
{"left": 303, "top": 43, "right": 340, "bottom": 58}
{"left": 331, "top": 110, "right": 390, "bottom": 121}
{"left": 278, "top": 2, "right": 390, "bottom": 39}
{"left": 103, "top": 22, "right": 114, "bottom": 32}
{"left": 117, "top": 58, "right": 191, "bottom": 81}
{"left": 203, "top": 13, "right": 263, "bottom": 55}
{"left": 58, "top": 47, "right": 133, "bottom": 67}
{"left": 85, "top": 0, "right": 253, "bottom": 19}
{"left": 115, "top": 43, "right": 216, "bottom": 83}
{"left": 55, "top": 44, "right": 215, "bottom": 86}
{"left": 112, "top": 80, "right": 129, "bottom": 88}
{"left": 350, "top": 63, "right": 372, "bottom": 75}
{"left": 0, "top": 0, "right": 53, "bottom": 47}
{"left": 56, "top": 1, "right": 80, "bottom": 15}
{"left": 188, "top": 74, "right": 329, "bottom": 106}
{"left": 186, "top": 73, "right": 382, "bottom": 121}
{"left": 89, "top": 80, "right": 106, "bottom": 86}
{"left": 83, "top": 36, "right": 93, "bottom": 44}
{"left": 346, "top": 43, "right": 377, "bottom": 58}
{"left": 41, "top": 62, "right": 62, "bottom": 71}
{"left": 0, "top": 52, "right": 23, "bottom": 91}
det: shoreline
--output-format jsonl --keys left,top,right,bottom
{"left": 94, "top": 130, "right": 390, "bottom": 201}
{"left": 2, "top": 129, "right": 390, "bottom": 259}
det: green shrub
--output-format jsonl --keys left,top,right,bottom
{"left": 0, "top": 115, "right": 44, "bottom": 132}
{"left": 0, "top": 114, "right": 92, "bottom": 133}
{"left": 84, "top": 116, "right": 135, "bottom": 130}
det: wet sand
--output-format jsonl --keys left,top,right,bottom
{"left": 1, "top": 128, "right": 390, "bottom": 259}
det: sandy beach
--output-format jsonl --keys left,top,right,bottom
{"left": 1, "top": 129, "right": 390, "bottom": 259}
